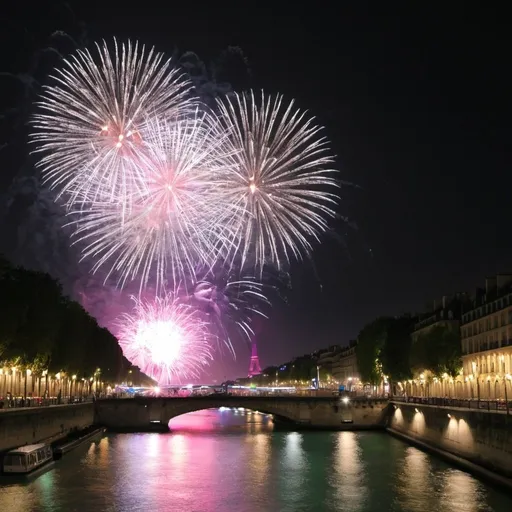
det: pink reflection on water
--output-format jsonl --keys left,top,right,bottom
{"left": 169, "top": 408, "right": 223, "bottom": 432}
{"left": 168, "top": 407, "right": 274, "bottom": 434}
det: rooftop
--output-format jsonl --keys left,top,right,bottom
{"left": 463, "top": 277, "right": 512, "bottom": 314}
{"left": 7, "top": 443, "right": 47, "bottom": 454}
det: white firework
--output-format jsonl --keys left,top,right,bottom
{"left": 68, "top": 111, "right": 239, "bottom": 291}
{"left": 31, "top": 38, "right": 195, "bottom": 208}
{"left": 214, "top": 91, "right": 339, "bottom": 272}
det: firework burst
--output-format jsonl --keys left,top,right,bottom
{"left": 117, "top": 293, "right": 214, "bottom": 384}
{"left": 214, "top": 91, "right": 339, "bottom": 272}
{"left": 31, "top": 38, "right": 194, "bottom": 208}
{"left": 30, "top": 39, "right": 344, "bottom": 371}
{"left": 67, "top": 111, "right": 238, "bottom": 291}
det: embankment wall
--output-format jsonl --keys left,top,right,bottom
{"left": 0, "top": 403, "right": 94, "bottom": 452}
{"left": 388, "top": 402, "right": 512, "bottom": 478}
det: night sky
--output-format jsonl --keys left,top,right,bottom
{"left": 1, "top": 3, "right": 510, "bottom": 380}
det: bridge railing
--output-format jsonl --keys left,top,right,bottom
{"left": 0, "top": 396, "right": 93, "bottom": 411}
{"left": 392, "top": 395, "right": 512, "bottom": 412}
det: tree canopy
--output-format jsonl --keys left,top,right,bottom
{"left": 0, "top": 256, "right": 151, "bottom": 385}
{"left": 355, "top": 314, "right": 462, "bottom": 388}
{"left": 355, "top": 317, "right": 393, "bottom": 385}
{"left": 410, "top": 324, "right": 462, "bottom": 377}
{"left": 380, "top": 316, "right": 415, "bottom": 384}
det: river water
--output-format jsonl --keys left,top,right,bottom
{"left": 1, "top": 408, "right": 511, "bottom": 512}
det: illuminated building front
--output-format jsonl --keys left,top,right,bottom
{"left": 461, "top": 274, "right": 512, "bottom": 400}
{"left": 407, "top": 296, "right": 466, "bottom": 398}
{"left": 331, "top": 342, "right": 362, "bottom": 393}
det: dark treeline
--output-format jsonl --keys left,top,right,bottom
{"left": 356, "top": 315, "right": 462, "bottom": 391}
{"left": 0, "top": 255, "right": 151, "bottom": 387}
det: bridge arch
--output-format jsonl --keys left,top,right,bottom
{"left": 95, "top": 396, "right": 389, "bottom": 431}
{"left": 157, "top": 398, "right": 302, "bottom": 425}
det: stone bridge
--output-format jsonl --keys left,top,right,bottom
{"left": 94, "top": 396, "right": 390, "bottom": 431}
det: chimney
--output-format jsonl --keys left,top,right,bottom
{"left": 485, "top": 277, "right": 497, "bottom": 295}
{"left": 496, "top": 274, "right": 512, "bottom": 290}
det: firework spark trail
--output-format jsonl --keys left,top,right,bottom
{"left": 67, "top": 111, "right": 241, "bottom": 291}
{"left": 117, "top": 293, "right": 214, "bottom": 384}
{"left": 187, "top": 267, "right": 271, "bottom": 352}
{"left": 31, "top": 39, "right": 195, "bottom": 210}
{"left": 214, "top": 90, "right": 340, "bottom": 273}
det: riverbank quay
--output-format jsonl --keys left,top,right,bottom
{"left": 389, "top": 400, "right": 512, "bottom": 492}
{"left": 0, "top": 402, "right": 94, "bottom": 452}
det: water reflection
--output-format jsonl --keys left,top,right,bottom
{"left": 246, "top": 433, "right": 271, "bottom": 495}
{"left": 0, "top": 409, "right": 511, "bottom": 512}
{"left": 329, "top": 432, "right": 366, "bottom": 511}
{"left": 84, "top": 436, "right": 110, "bottom": 468}
{"left": 278, "top": 432, "right": 307, "bottom": 511}
{"left": 0, "top": 468, "right": 57, "bottom": 512}
{"left": 440, "top": 469, "right": 481, "bottom": 512}
{"left": 397, "top": 447, "right": 435, "bottom": 512}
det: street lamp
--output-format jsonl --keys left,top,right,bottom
{"left": 471, "top": 361, "right": 480, "bottom": 408}
{"left": 23, "top": 368, "right": 32, "bottom": 400}
{"left": 505, "top": 374, "right": 511, "bottom": 415}
{"left": 316, "top": 366, "right": 320, "bottom": 389}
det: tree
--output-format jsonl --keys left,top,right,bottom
{"left": 0, "top": 256, "right": 152, "bottom": 388}
{"left": 50, "top": 299, "right": 90, "bottom": 374}
{"left": 355, "top": 317, "right": 392, "bottom": 385}
{"left": 411, "top": 324, "right": 462, "bottom": 377}
{"left": 0, "top": 259, "right": 21, "bottom": 359}
{"left": 380, "top": 316, "right": 415, "bottom": 391}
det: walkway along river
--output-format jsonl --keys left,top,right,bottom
{"left": 1, "top": 408, "right": 512, "bottom": 512}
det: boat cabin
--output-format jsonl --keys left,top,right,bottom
{"left": 2, "top": 443, "right": 53, "bottom": 474}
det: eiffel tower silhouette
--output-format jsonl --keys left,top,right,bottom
{"left": 248, "top": 337, "right": 262, "bottom": 377}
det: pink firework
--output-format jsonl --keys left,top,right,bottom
{"left": 117, "top": 293, "right": 214, "bottom": 384}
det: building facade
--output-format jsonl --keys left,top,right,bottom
{"left": 331, "top": 341, "right": 361, "bottom": 392}
{"left": 411, "top": 295, "right": 461, "bottom": 344}
{"left": 407, "top": 295, "right": 465, "bottom": 397}
{"left": 460, "top": 274, "right": 512, "bottom": 400}
{"left": 315, "top": 345, "right": 342, "bottom": 374}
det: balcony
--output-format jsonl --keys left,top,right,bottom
{"left": 462, "top": 339, "right": 512, "bottom": 356}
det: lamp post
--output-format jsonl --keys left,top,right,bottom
{"left": 316, "top": 365, "right": 321, "bottom": 389}
{"left": 505, "top": 374, "right": 511, "bottom": 415}
{"left": 12, "top": 367, "right": 17, "bottom": 396}
{"left": 24, "top": 369, "right": 31, "bottom": 400}
{"left": 42, "top": 370, "right": 48, "bottom": 398}
{"left": 472, "top": 361, "right": 480, "bottom": 405}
